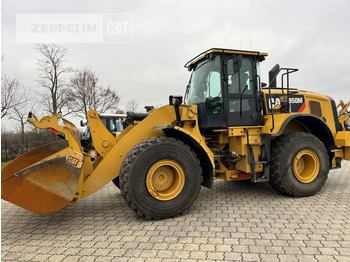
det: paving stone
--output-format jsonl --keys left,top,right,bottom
{"left": 278, "top": 254, "right": 298, "bottom": 262}
{"left": 61, "top": 256, "right": 81, "bottom": 262}
{"left": 242, "top": 253, "right": 260, "bottom": 261}
{"left": 259, "top": 253, "right": 279, "bottom": 262}
{"left": 47, "top": 255, "right": 67, "bottom": 262}
{"left": 224, "top": 252, "right": 242, "bottom": 261}
{"left": 140, "top": 250, "right": 157, "bottom": 258}
{"left": 206, "top": 251, "right": 224, "bottom": 260}
{"left": 296, "top": 255, "right": 318, "bottom": 262}
{"left": 282, "top": 246, "right": 303, "bottom": 255}
{"left": 333, "top": 255, "right": 350, "bottom": 262}
{"left": 189, "top": 251, "right": 206, "bottom": 260}
{"left": 32, "top": 254, "right": 52, "bottom": 261}
{"left": 173, "top": 250, "right": 190, "bottom": 259}
{"left": 18, "top": 253, "right": 37, "bottom": 261}
{"left": 318, "top": 247, "right": 340, "bottom": 255}
{"left": 249, "top": 245, "right": 267, "bottom": 254}
{"left": 314, "top": 255, "right": 338, "bottom": 262}
{"left": 183, "top": 244, "right": 199, "bottom": 251}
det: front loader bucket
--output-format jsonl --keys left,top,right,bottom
{"left": 1, "top": 139, "right": 84, "bottom": 214}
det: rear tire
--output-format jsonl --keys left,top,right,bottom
{"left": 119, "top": 137, "right": 202, "bottom": 219}
{"left": 269, "top": 132, "right": 329, "bottom": 197}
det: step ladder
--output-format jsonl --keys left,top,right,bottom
{"left": 245, "top": 130, "right": 271, "bottom": 183}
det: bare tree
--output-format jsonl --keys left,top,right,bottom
{"left": 1, "top": 75, "right": 27, "bottom": 118}
{"left": 36, "top": 44, "right": 73, "bottom": 115}
{"left": 126, "top": 99, "right": 140, "bottom": 112}
{"left": 66, "top": 68, "right": 121, "bottom": 117}
{"left": 9, "top": 90, "right": 35, "bottom": 147}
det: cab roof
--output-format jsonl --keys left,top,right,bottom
{"left": 184, "top": 48, "right": 268, "bottom": 69}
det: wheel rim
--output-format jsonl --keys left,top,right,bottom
{"left": 293, "top": 149, "right": 320, "bottom": 183}
{"left": 146, "top": 160, "right": 185, "bottom": 201}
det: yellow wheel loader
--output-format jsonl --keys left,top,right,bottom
{"left": 2, "top": 48, "right": 350, "bottom": 219}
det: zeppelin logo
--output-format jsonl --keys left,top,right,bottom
{"left": 66, "top": 156, "right": 80, "bottom": 167}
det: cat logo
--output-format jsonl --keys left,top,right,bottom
{"left": 66, "top": 156, "right": 80, "bottom": 167}
{"left": 267, "top": 94, "right": 305, "bottom": 113}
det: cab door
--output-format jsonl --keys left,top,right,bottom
{"left": 225, "top": 56, "right": 260, "bottom": 126}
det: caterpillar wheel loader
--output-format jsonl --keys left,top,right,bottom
{"left": 2, "top": 48, "right": 350, "bottom": 219}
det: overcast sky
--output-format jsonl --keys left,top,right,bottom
{"left": 2, "top": 0, "right": 350, "bottom": 128}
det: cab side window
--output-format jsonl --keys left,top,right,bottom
{"left": 205, "top": 69, "right": 223, "bottom": 115}
{"left": 226, "top": 57, "right": 254, "bottom": 113}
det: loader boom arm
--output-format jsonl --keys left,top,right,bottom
{"left": 337, "top": 100, "right": 350, "bottom": 130}
{"left": 81, "top": 106, "right": 179, "bottom": 197}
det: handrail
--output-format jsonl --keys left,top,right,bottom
{"left": 267, "top": 67, "right": 299, "bottom": 132}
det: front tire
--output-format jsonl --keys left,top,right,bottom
{"left": 269, "top": 132, "right": 329, "bottom": 197}
{"left": 119, "top": 137, "right": 202, "bottom": 219}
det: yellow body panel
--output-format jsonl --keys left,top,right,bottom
{"left": 261, "top": 89, "right": 338, "bottom": 136}
{"left": 209, "top": 127, "right": 264, "bottom": 179}
{"left": 346, "top": 148, "right": 350, "bottom": 160}
{"left": 335, "top": 131, "right": 350, "bottom": 160}
{"left": 335, "top": 131, "right": 350, "bottom": 147}
{"left": 86, "top": 111, "right": 117, "bottom": 158}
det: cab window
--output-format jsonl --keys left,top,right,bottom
{"left": 227, "top": 57, "right": 254, "bottom": 112}
{"left": 187, "top": 56, "right": 223, "bottom": 114}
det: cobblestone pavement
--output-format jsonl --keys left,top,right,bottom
{"left": 2, "top": 161, "right": 350, "bottom": 262}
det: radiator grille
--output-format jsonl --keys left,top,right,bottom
{"left": 309, "top": 101, "right": 322, "bottom": 117}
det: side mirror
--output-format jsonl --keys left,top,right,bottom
{"left": 169, "top": 95, "right": 183, "bottom": 106}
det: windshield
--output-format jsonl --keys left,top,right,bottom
{"left": 186, "top": 56, "right": 221, "bottom": 105}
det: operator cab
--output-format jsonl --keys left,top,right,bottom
{"left": 184, "top": 48, "right": 267, "bottom": 129}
